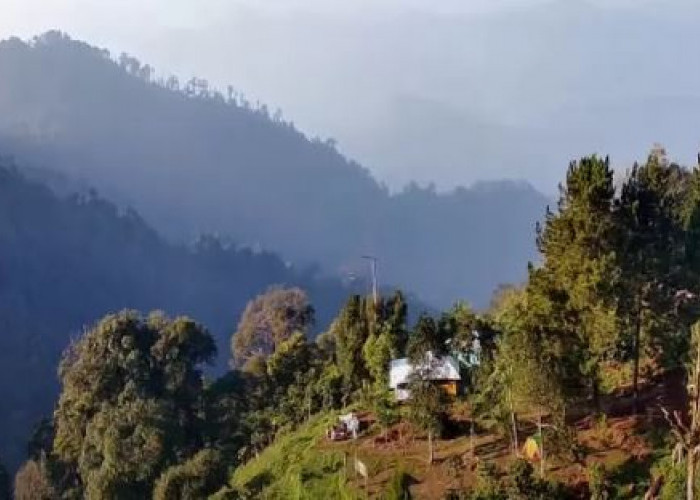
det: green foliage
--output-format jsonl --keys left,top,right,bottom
{"left": 529, "top": 156, "right": 621, "bottom": 401}
{"left": 406, "top": 380, "right": 445, "bottom": 437}
{"left": 27, "top": 419, "right": 54, "bottom": 462}
{"left": 52, "top": 311, "right": 217, "bottom": 498}
{"left": 374, "top": 391, "right": 400, "bottom": 432}
{"left": 616, "top": 153, "right": 691, "bottom": 375}
{"left": 153, "top": 448, "right": 226, "bottom": 500}
{"left": 406, "top": 378, "right": 446, "bottom": 465}
{"left": 504, "top": 459, "right": 570, "bottom": 500}
{"left": 469, "top": 461, "right": 506, "bottom": 500}
{"left": 363, "top": 328, "right": 396, "bottom": 387}
{"left": 474, "top": 320, "right": 565, "bottom": 453}
{"left": 332, "top": 295, "right": 372, "bottom": 395}
{"left": 229, "top": 413, "right": 356, "bottom": 499}
{"left": 587, "top": 462, "right": 611, "bottom": 500}
{"left": 382, "top": 468, "right": 412, "bottom": 499}
{"left": 406, "top": 314, "right": 446, "bottom": 364}
{"left": 266, "top": 332, "right": 313, "bottom": 385}
{"left": 650, "top": 455, "right": 692, "bottom": 500}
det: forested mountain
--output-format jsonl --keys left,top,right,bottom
{"left": 0, "top": 162, "right": 353, "bottom": 470}
{"left": 0, "top": 32, "right": 549, "bottom": 307}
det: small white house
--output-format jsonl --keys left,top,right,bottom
{"left": 389, "top": 353, "right": 461, "bottom": 401}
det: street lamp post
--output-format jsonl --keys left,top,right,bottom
{"left": 361, "top": 255, "right": 378, "bottom": 306}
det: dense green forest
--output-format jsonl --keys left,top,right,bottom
{"left": 0, "top": 31, "right": 549, "bottom": 308}
{"left": 6, "top": 148, "right": 700, "bottom": 499}
{"left": 0, "top": 162, "right": 361, "bottom": 473}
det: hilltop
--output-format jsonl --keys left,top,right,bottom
{"left": 0, "top": 31, "right": 549, "bottom": 307}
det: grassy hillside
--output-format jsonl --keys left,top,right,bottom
{"left": 222, "top": 413, "right": 355, "bottom": 499}
{"left": 226, "top": 376, "right": 682, "bottom": 499}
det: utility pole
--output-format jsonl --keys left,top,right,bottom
{"left": 361, "top": 255, "right": 378, "bottom": 306}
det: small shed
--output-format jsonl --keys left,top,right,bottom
{"left": 389, "top": 353, "right": 461, "bottom": 401}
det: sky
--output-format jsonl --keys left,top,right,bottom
{"left": 1, "top": 0, "right": 699, "bottom": 193}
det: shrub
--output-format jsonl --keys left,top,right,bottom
{"left": 382, "top": 469, "right": 412, "bottom": 500}
{"left": 587, "top": 462, "right": 611, "bottom": 500}
{"left": 153, "top": 449, "right": 226, "bottom": 500}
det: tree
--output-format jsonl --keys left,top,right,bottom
{"left": 477, "top": 326, "right": 564, "bottom": 460}
{"left": 13, "top": 458, "right": 55, "bottom": 500}
{"left": 266, "top": 332, "right": 313, "bottom": 385}
{"left": 528, "top": 156, "right": 620, "bottom": 406}
{"left": 266, "top": 332, "right": 320, "bottom": 422}
{"left": 404, "top": 313, "right": 448, "bottom": 465}
{"left": 231, "top": 286, "right": 314, "bottom": 368}
{"left": 373, "top": 391, "right": 400, "bottom": 443}
{"left": 52, "top": 311, "right": 216, "bottom": 498}
{"left": 332, "top": 295, "right": 372, "bottom": 397}
{"left": 202, "top": 371, "right": 248, "bottom": 461}
{"left": 406, "top": 314, "right": 446, "bottom": 364}
{"left": 406, "top": 378, "right": 445, "bottom": 465}
{"left": 153, "top": 449, "right": 225, "bottom": 500}
{"left": 27, "top": 419, "right": 54, "bottom": 461}
{"left": 363, "top": 326, "right": 397, "bottom": 387}
{"left": 385, "top": 290, "right": 409, "bottom": 356}
{"left": 617, "top": 152, "right": 688, "bottom": 410}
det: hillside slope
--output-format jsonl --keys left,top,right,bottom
{"left": 0, "top": 32, "right": 549, "bottom": 307}
{"left": 226, "top": 396, "right": 672, "bottom": 500}
{"left": 0, "top": 162, "right": 351, "bottom": 469}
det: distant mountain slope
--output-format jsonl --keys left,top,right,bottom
{"left": 0, "top": 161, "right": 352, "bottom": 469}
{"left": 0, "top": 32, "right": 549, "bottom": 307}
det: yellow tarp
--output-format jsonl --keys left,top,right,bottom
{"left": 522, "top": 435, "right": 542, "bottom": 461}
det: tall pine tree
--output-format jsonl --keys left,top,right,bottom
{"left": 616, "top": 149, "right": 688, "bottom": 410}
{"left": 528, "top": 156, "right": 620, "bottom": 405}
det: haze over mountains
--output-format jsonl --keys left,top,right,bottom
{"left": 0, "top": 32, "right": 549, "bottom": 307}
{"left": 0, "top": 161, "right": 358, "bottom": 469}
{"left": 2, "top": 0, "right": 698, "bottom": 191}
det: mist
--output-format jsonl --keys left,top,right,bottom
{"left": 2, "top": 0, "right": 700, "bottom": 193}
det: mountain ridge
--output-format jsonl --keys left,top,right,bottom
{"left": 0, "top": 31, "right": 549, "bottom": 307}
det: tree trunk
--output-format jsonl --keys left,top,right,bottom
{"left": 428, "top": 431, "right": 434, "bottom": 465}
{"left": 633, "top": 300, "right": 642, "bottom": 415}
{"left": 508, "top": 387, "right": 519, "bottom": 455}
{"left": 689, "top": 449, "right": 695, "bottom": 500}
{"left": 511, "top": 410, "right": 519, "bottom": 456}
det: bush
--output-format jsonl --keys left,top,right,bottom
{"left": 382, "top": 469, "right": 412, "bottom": 500}
{"left": 587, "top": 462, "right": 611, "bottom": 500}
{"left": 505, "top": 459, "right": 573, "bottom": 500}
{"left": 470, "top": 462, "right": 506, "bottom": 500}
{"left": 653, "top": 456, "right": 687, "bottom": 500}
{"left": 153, "top": 449, "right": 226, "bottom": 500}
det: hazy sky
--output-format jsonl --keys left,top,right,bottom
{"left": 1, "top": 0, "right": 698, "bottom": 193}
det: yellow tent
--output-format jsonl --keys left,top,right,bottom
{"left": 522, "top": 434, "right": 542, "bottom": 461}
